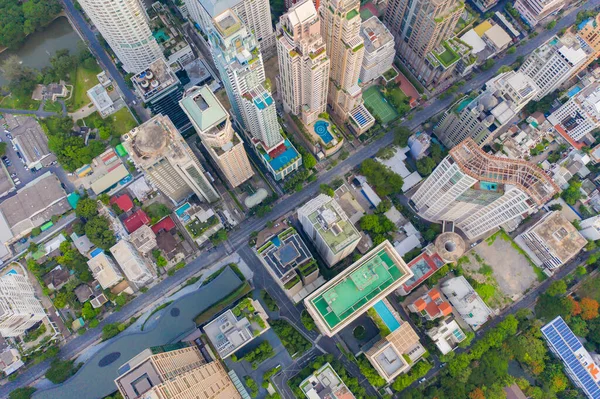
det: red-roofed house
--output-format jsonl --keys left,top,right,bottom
{"left": 151, "top": 216, "right": 176, "bottom": 234}
{"left": 123, "top": 209, "right": 150, "bottom": 233}
{"left": 408, "top": 288, "right": 453, "bottom": 320}
{"left": 110, "top": 194, "right": 134, "bottom": 213}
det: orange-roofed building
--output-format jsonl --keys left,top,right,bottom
{"left": 408, "top": 288, "right": 453, "bottom": 320}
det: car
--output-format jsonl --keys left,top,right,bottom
{"left": 418, "top": 378, "right": 427, "bottom": 384}
{"left": 6, "top": 133, "right": 12, "bottom": 139}
{"left": 10, "top": 173, "right": 16, "bottom": 178}
{"left": 439, "top": 363, "right": 447, "bottom": 368}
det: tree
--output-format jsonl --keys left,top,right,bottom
{"left": 0, "top": 142, "right": 6, "bottom": 156}
{"left": 546, "top": 20, "right": 557, "bottom": 29}
{"left": 416, "top": 156, "right": 436, "bottom": 176}
{"left": 9, "top": 387, "right": 36, "bottom": 399}
{"left": 547, "top": 280, "right": 567, "bottom": 296}
{"left": 115, "top": 293, "right": 128, "bottom": 307}
{"left": 481, "top": 59, "right": 495, "bottom": 71}
{"left": 45, "top": 359, "right": 76, "bottom": 384}
{"left": 53, "top": 291, "right": 70, "bottom": 309}
{"left": 319, "top": 184, "right": 334, "bottom": 197}
{"left": 49, "top": 49, "right": 77, "bottom": 81}
{"left": 157, "top": 256, "right": 167, "bottom": 267}
{"left": 75, "top": 197, "right": 99, "bottom": 219}
{"left": 81, "top": 302, "right": 97, "bottom": 320}
{"left": 21, "top": 0, "right": 62, "bottom": 36}
{"left": 393, "top": 126, "right": 412, "bottom": 147}
{"left": 569, "top": 296, "right": 582, "bottom": 316}
{"left": 541, "top": 363, "right": 569, "bottom": 393}
{"left": 303, "top": 153, "right": 317, "bottom": 169}
{"left": 561, "top": 180, "right": 582, "bottom": 205}
{"left": 210, "top": 229, "right": 228, "bottom": 245}
{"left": 85, "top": 216, "right": 116, "bottom": 250}
{"left": 360, "top": 158, "right": 403, "bottom": 197}
{"left": 580, "top": 297, "right": 599, "bottom": 320}
{"left": 536, "top": 294, "right": 573, "bottom": 321}
{"left": 507, "top": 46, "right": 516, "bottom": 54}
{"left": 508, "top": 330, "right": 548, "bottom": 375}
{"left": 469, "top": 388, "right": 485, "bottom": 399}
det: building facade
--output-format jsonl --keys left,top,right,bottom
{"left": 435, "top": 71, "right": 538, "bottom": 148}
{"left": 384, "top": 0, "right": 462, "bottom": 86}
{"left": 519, "top": 35, "right": 590, "bottom": 100}
{"left": 180, "top": 86, "right": 254, "bottom": 188}
{"left": 123, "top": 114, "right": 219, "bottom": 204}
{"left": 297, "top": 194, "right": 361, "bottom": 266}
{"left": 359, "top": 17, "right": 396, "bottom": 84}
{"left": 132, "top": 59, "right": 191, "bottom": 131}
{"left": 276, "top": 0, "right": 330, "bottom": 125}
{"left": 514, "top": 0, "right": 565, "bottom": 26}
{"left": 0, "top": 274, "right": 45, "bottom": 338}
{"left": 78, "top": 0, "right": 164, "bottom": 73}
{"left": 411, "top": 138, "right": 559, "bottom": 239}
{"left": 114, "top": 344, "right": 242, "bottom": 399}
{"left": 319, "top": 0, "right": 374, "bottom": 133}
{"left": 548, "top": 82, "right": 600, "bottom": 147}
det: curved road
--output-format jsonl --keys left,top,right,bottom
{"left": 3, "top": 0, "right": 600, "bottom": 396}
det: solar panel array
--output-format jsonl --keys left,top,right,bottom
{"left": 541, "top": 317, "right": 600, "bottom": 399}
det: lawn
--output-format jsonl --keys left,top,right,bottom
{"left": 362, "top": 86, "right": 398, "bottom": 124}
{"left": 577, "top": 275, "right": 600, "bottom": 302}
{"left": 43, "top": 100, "right": 63, "bottom": 113}
{"left": 0, "top": 92, "right": 40, "bottom": 111}
{"left": 67, "top": 64, "right": 102, "bottom": 112}
{"left": 105, "top": 107, "right": 138, "bottom": 135}
{"left": 193, "top": 282, "right": 252, "bottom": 325}
{"left": 388, "top": 87, "right": 408, "bottom": 104}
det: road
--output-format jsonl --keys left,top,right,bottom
{"left": 3, "top": 0, "right": 600, "bottom": 395}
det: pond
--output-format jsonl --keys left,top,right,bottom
{"left": 0, "top": 16, "right": 82, "bottom": 86}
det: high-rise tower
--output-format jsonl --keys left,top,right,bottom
{"left": 384, "top": 0, "right": 462, "bottom": 86}
{"left": 0, "top": 274, "right": 45, "bottom": 338}
{"left": 78, "top": 0, "right": 164, "bottom": 73}
{"left": 319, "top": 0, "right": 375, "bottom": 134}
{"left": 276, "top": 0, "right": 330, "bottom": 126}
{"left": 180, "top": 85, "right": 254, "bottom": 188}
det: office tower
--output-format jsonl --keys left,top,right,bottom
{"left": 185, "top": 0, "right": 276, "bottom": 57}
{"left": 411, "top": 138, "right": 559, "bottom": 239}
{"left": 519, "top": 35, "right": 590, "bottom": 100}
{"left": 435, "top": 71, "right": 538, "bottom": 148}
{"left": 384, "top": 0, "right": 462, "bottom": 86}
{"left": 211, "top": 10, "right": 302, "bottom": 180}
{"left": 180, "top": 86, "right": 254, "bottom": 188}
{"left": 0, "top": 274, "right": 45, "bottom": 337}
{"left": 132, "top": 59, "right": 191, "bottom": 131}
{"left": 548, "top": 82, "right": 600, "bottom": 148}
{"left": 319, "top": 0, "right": 375, "bottom": 134}
{"left": 115, "top": 344, "right": 242, "bottom": 399}
{"left": 297, "top": 194, "right": 361, "bottom": 266}
{"left": 359, "top": 17, "right": 396, "bottom": 84}
{"left": 514, "top": 0, "right": 565, "bottom": 26}
{"left": 78, "top": 0, "right": 164, "bottom": 73}
{"left": 123, "top": 114, "right": 220, "bottom": 204}
{"left": 276, "top": 0, "right": 330, "bottom": 125}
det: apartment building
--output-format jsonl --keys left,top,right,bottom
{"left": 110, "top": 240, "right": 154, "bottom": 288}
{"left": 514, "top": 0, "right": 565, "bottom": 26}
{"left": 0, "top": 274, "right": 45, "bottom": 338}
{"left": 359, "top": 17, "right": 396, "bottom": 84}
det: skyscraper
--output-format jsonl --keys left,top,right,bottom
{"left": 359, "top": 17, "right": 396, "bottom": 84}
{"left": 435, "top": 71, "right": 538, "bottom": 148}
{"left": 123, "top": 114, "right": 220, "bottom": 204}
{"left": 519, "top": 35, "right": 590, "bottom": 100}
{"left": 180, "top": 85, "right": 254, "bottom": 188}
{"left": 384, "top": 0, "right": 462, "bottom": 86}
{"left": 210, "top": 10, "right": 302, "bottom": 180}
{"left": 185, "top": 0, "right": 276, "bottom": 57}
{"left": 78, "top": 0, "right": 164, "bottom": 73}
{"left": 0, "top": 274, "right": 45, "bottom": 338}
{"left": 132, "top": 59, "right": 191, "bottom": 131}
{"left": 411, "top": 138, "right": 559, "bottom": 239}
{"left": 513, "top": 0, "right": 565, "bottom": 26}
{"left": 114, "top": 344, "right": 242, "bottom": 399}
{"left": 319, "top": 0, "right": 375, "bottom": 134}
{"left": 276, "top": 0, "right": 330, "bottom": 126}
{"left": 574, "top": 15, "right": 600, "bottom": 74}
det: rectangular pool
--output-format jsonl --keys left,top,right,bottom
{"left": 269, "top": 147, "right": 299, "bottom": 171}
{"left": 372, "top": 300, "right": 401, "bottom": 333}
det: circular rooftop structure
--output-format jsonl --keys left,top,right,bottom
{"left": 435, "top": 232, "right": 466, "bottom": 263}
{"left": 133, "top": 124, "right": 168, "bottom": 156}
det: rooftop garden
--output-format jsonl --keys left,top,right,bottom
{"left": 367, "top": 307, "right": 391, "bottom": 337}
{"left": 185, "top": 215, "right": 219, "bottom": 238}
{"left": 433, "top": 41, "right": 461, "bottom": 68}
{"left": 346, "top": 9, "right": 358, "bottom": 20}
{"left": 232, "top": 298, "right": 266, "bottom": 332}
{"left": 284, "top": 274, "right": 301, "bottom": 290}
{"left": 299, "top": 260, "right": 318, "bottom": 277}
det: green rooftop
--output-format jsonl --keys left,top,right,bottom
{"left": 433, "top": 41, "right": 460, "bottom": 68}
{"left": 179, "top": 86, "right": 227, "bottom": 132}
{"left": 309, "top": 248, "right": 405, "bottom": 329}
{"left": 346, "top": 9, "right": 358, "bottom": 20}
{"left": 307, "top": 201, "right": 360, "bottom": 254}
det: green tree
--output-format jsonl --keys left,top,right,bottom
{"left": 303, "top": 153, "right": 317, "bottom": 169}
{"left": 9, "top": 387, "right": 36, "bottom": 399}
{"left": 535, "top": 293, "right": 573, "bottom": 321}
{"left": 75, "top": 197, "right": 99, "bottom": 219}
{"left": 49, "top": 49, "right": 77, "bottom": 81}
{"left": 53, "top": 291, "right": 70, "bottom": 309}
{"left": 319, "top": 184, "right": 334, "bottom": 197}
{"left": 547, "top": 279, "right": 567, "bottom": 296}
{"left": 0, "top": 142, "right": 7, "bottom": 156}
{"left": 1, "top": 55, "right": 37, "bottom": 96}
{"left": 507, "top": 46, "right": 516, "bottom": 54}
{"left": 85, "top": 216, "right": 116, "bottom": 249}
{"left": 81, "top": 302, "right": 97, "bottom": 320}
{"left": 562, "top": 180, "right": 583, "bottom": 205}
{"left": 393, "top": 126, "right": 413, "bottom": 147}
{"left": 416, "top": 156, "right": 436, "bottom": 176}
{"left": 45, "top": 359, "right": 76, "bottom": 384}
{"left": 360, "top": 158, "right": 404, "bottom": 197}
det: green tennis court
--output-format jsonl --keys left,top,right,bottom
{"left": 363, "top": 86, "right": 398, "bottom": 124}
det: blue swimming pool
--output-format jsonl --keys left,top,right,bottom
{"left": 269, "top": 146, "right": 299, "bottom": 171}
{"left": 175, "top": 202, "right": 191, "bottom": 217}
{"left": 314, "top": 120, "right": 334, "bottom": 144}
{"left": 480, "top": 181, "right": 498, "bottom": 191}
{"left": 373, "top": 300, "right": 401, "bottom": 333}
{"left": 272, "top": 236, "right": 281, "bottom": 247}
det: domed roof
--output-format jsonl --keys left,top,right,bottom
{"left": 133, "top": 123, "right": 168, "bottom": 156}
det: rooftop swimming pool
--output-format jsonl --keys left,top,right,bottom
{"left": 373, "top": 300, "right": 401, "bottom": 333}
{"left": 314, "top": 120, "right": 334, "bottom": 144}
{"left": 264, "top": 142, "right": 299, "bottom": 171}
{"left": 175, "top": 202, "right": 191, "bottom": 217}
{"left": 480, "top": 181, "right": 498, "bottom": 191}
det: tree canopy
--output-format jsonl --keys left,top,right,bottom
{"left": 360, "top": 158, "right": 404, "bottom": 197}
{"left": 85, "top": 216, "right": 116, "bottom": 250}
{"left": 0, "top": 0, "right": 62, "bottom": 49}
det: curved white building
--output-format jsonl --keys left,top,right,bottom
{"left": 79, "top": 0, "right": 164, "bottom": 73}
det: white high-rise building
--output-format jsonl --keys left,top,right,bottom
{"left": 123, "top": 114, "right": 220, "bottom": 204}
{"left": 180, "top": 85, "right": 254, "bottom": 188}
{"left": 0, "top": 274, "right": 45, "bottom": 338}
{"left": 186, "top": 0, "right": 276, "bottom": 57}
{"left": 514, "top": 0, "right": 565, "bottom": 26}
{"left": 276, "top": 0, "right": 330, "bottom": 125}
{"left": 78, "top": 0, "right": 164, "bottom": 73}
{"left": 519, "top": 35, "right": 590, "bottom": 100}
{"left": 210, "top": 10, "right": 302, "bottom": 180}
{"left": 359, "top": 17, "right": 396, "bottom": 84}
{"left": 548, "top": 82, "right": 600, "bottom": 147}
{"left": 411, "top": 138, "right": 559, "bottom": 239}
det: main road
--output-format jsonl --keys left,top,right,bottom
{"left": 2, "top": 0, "right": 599, "bottom": 396}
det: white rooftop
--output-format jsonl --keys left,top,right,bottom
{"left": 460, "top": 29, "right": 487, "bottom": 54}
{"left": 558, "top": 45, "right": 588, "bottom": 66}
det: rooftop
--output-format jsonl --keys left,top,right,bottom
{"left": 10, "top": 116, "right": 50, "bottom": 167}
{"left": 87, "top": 251, "right": 122, "bottom": 290}
{"left": 110, "top": 194, "right": 134, "bottom": 213}
{"left": 257, "top": 227, "right": 315, "bottom": 284}
{"left": 305, "top": 241, "right": 411, "bottom": 334}
{"left": 123, "top": 210, "right": 150, "bottom": 234}
{"left": 483, "top": 24, "right": 511, "bottom": 49}
{"left": 399, "top": 251, "right": 446, "bottom": 294}
{"left": 131, "top": 58, "right": 179, "bottom": 103}
{"left": 440, "top": 276, "right": 493, "bottom": 330}
{"left": 300, "top": 363, "right": 356, "bottom": 399}
{"left": 180, "top": 86, "right": 228, "bottom": 133}
{"left": 360, "top": 17, "right": 394, "bottom": 53}
{"left": 450, "top": 138, "right": 559, "bottom": 205}
{"left": 213, "top": 9, "right": 243, "bottom": 38}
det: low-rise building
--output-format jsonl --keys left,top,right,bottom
{"left": 203, "top": 298, "right": 269, "bottom": 359}
{"left": 87, "top": 84, "right": 116, "bottom": 117}
{"left": 76, "top": 148, "right": 131, "bottom": 196}
{"left": 297, "top": 194, "right": 361, "bottom": 267}
{"left": 128, "top": 225, "right": 157, "bottom": 255}
{"left": 397, "top": 249, "right": 446, "bottom": 295}
{"left": 0, "top": 337, "right": 24, "bottom": 376}
{"left": 481, "top": 24, "right": 512, "bottom": 53}
{"left": 123, "top": 209, "right": 151, "bottom": 234}
{"left": 426, "top": 317, "right": 467, "bottom": 355}
{"left": 74, "top": 284, "right": 94, "bottom": 303}
{"left": 9, "top": 116, "right": 53, "bottom": 170}
{"left": 408, "top": 288, "right": 453, "bottom": 320}
{"left": 110, "top": 240, "right": 154, "bottom": 288}
{"left": 87, "top": 250, "right": 123, "bottom": 290}
{"left": 70, "top": 232, "right": 95, "bottom": 258}
{"left": 300, "top": 362, "right": 356, "bottom": 399}
{"left": 515, "top": 211, "right": 587, "bottom": 270}
{"left": 440, "top": 276, "right": 494, "bottom": 330}
{"left": 514, "top": 0, "right": 564, "bottom": 26}
{"left": 42, "top": 265, "right": 73, "bottom": 291}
